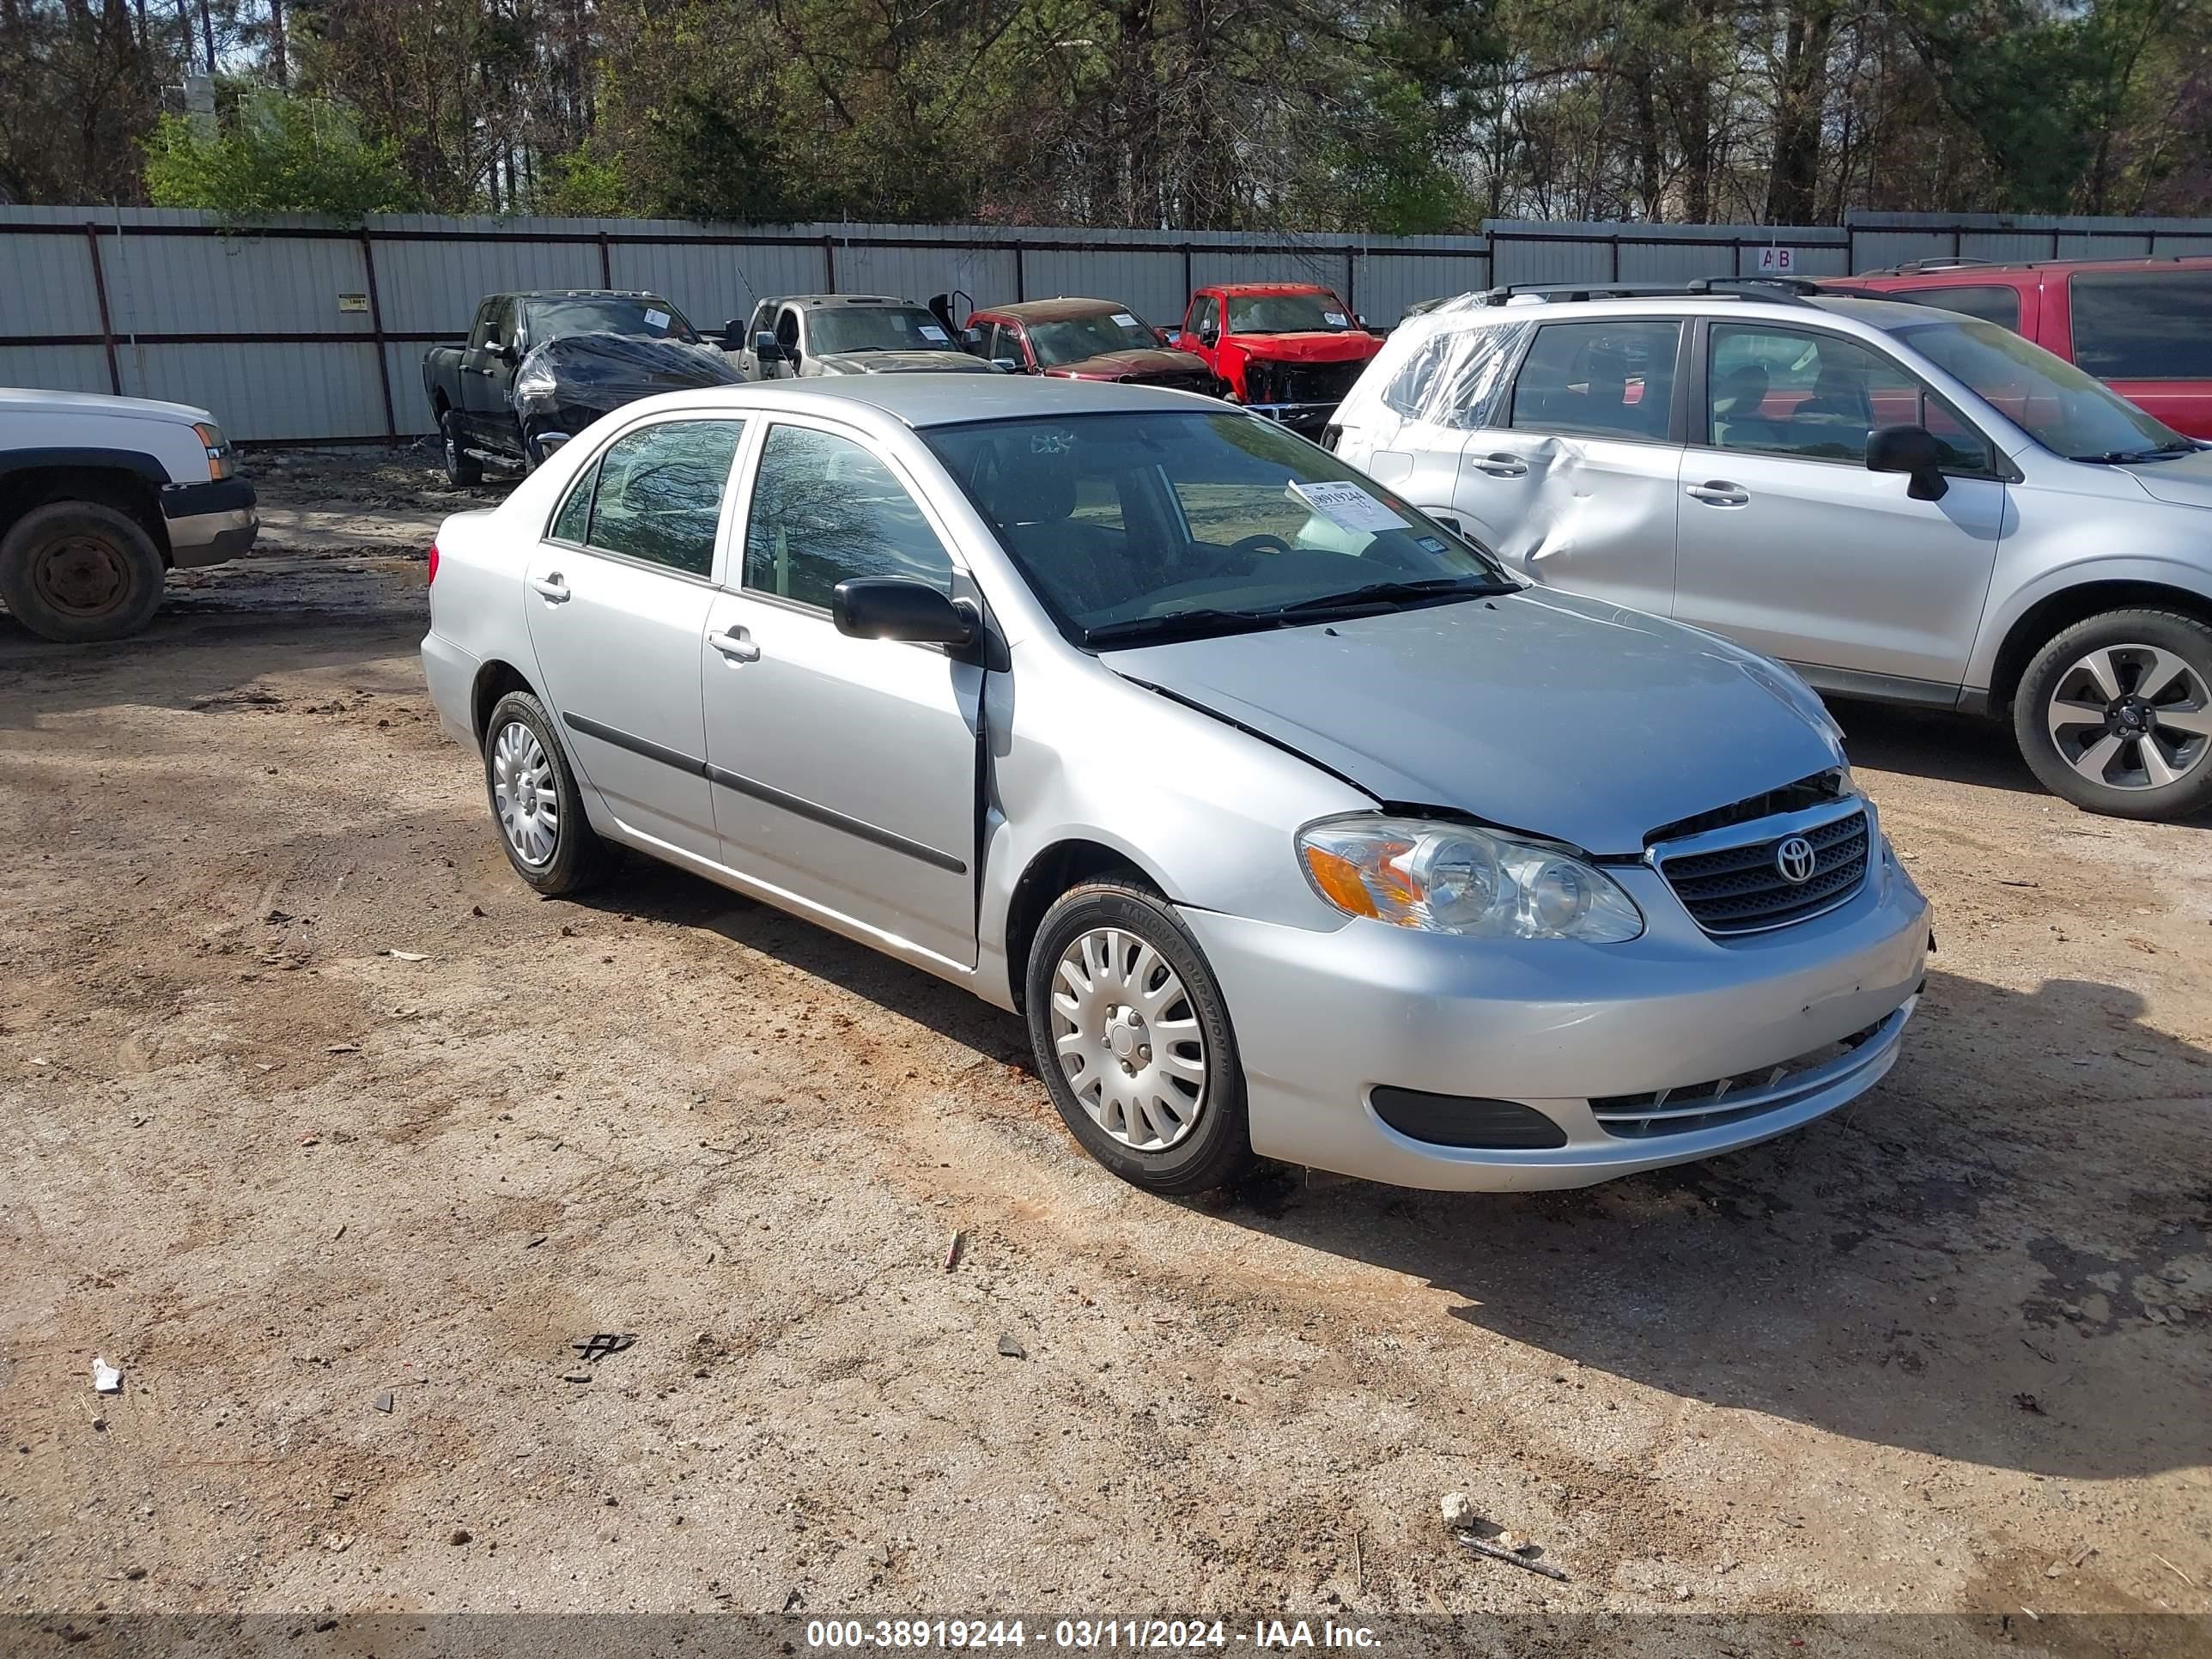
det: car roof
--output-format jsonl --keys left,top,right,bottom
{"left": 975, "top": 297, "right": 1134, "bottom": 323}
{"left": 774, "top": 294, "right": 920, "bottom": 310}
{"left": 1211, "top": 282, "right": 1339, "bottom": 297}
{"left": 1422, "top": 291, "right": 1942, "bottom": 331}
{"left": 1836, "top": 254, "right": 2212, "bottom": 281}
{"left": 507, "top": 289, "right": 667, "bottom": 302}
{"left": 637, "top": 374, "right": 1225, "bottom": 430}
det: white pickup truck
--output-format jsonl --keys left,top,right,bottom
{"left": 0, "top": 387, "right": 258, "bottom": 641}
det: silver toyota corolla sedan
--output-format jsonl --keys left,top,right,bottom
{"left": 421, "top": 376, "right": 1931, "bottom": 1196}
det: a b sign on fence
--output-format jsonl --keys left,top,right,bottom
{"left": 1755, "top": 246, "right": 1797, "bottom": 274}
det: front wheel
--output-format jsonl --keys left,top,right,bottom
{"left": 0, "top": 500, "right": 167, "bottom": 643}
{"left": 441, "top": 410, "right": 483, "bottom": 487}
{"left": 2014, "top": 608, "right": 2212, "bottom": 820}
{"left": 1024, "top": 879, "right": 1252, "bottom": 1195}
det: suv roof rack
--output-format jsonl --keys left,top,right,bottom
{"left": 1474, "top": 276, "right": 1826, "bottom": 307}
{"left": 1858, "top": 257, "right": 1997, "bottom": 276}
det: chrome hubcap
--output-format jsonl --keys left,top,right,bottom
{"left": 1049, "top": 927, "right": 1206, "bottom": 1152}
{"left": 490, "top": 720, "right": 558, "bottom": 865}
{"left": 2045, "top": 645, "right": 2212, "bottom": 791}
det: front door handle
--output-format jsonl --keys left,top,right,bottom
{"left": 529, "top": 573, "right": 569, "bottom": 602}
{"left": 710, "top": 626, "right": 761, "bottom": 664}
{"left": 1686, "top": 481, "right": 1750, "bottom": 506}
{"left": 1469, "top": 453, "right": 1529, "bottom": 477}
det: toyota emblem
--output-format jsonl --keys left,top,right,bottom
{"left": 1775, "top": 836, "right": 1818, "bottom": 884}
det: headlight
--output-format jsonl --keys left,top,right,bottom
{"left": 1297, "top": 813, "right": 1644, "bottom": 942}
{"left": 191, "top": 421, "right": 233, "bottom": 480}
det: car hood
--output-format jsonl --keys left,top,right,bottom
{"left": 2123, "top": 447, "right": 2212, "bottom": 507}
{"left": 1101, "top": 589, "right": 1844, "bottom": 855}
{"left": 1228, "top": 331, "right": 1382, "bottom": 365}
{"left": 1045, "top": 348, "right": 1212, "bottom": 381}
{"left": 816, "top": 350, "right": 996, "bottom": 374}
{"left": 0, "top": 385, "right": 211, "bottom": 425}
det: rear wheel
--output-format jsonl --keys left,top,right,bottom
{"left": 1024, "top": 879, "right": 1252, "bottom": 1195}
{"left": 441, "top": 410, "right": 483, "bottom": 487}
{"left": 2014, "top": 608, "right": 2212, "bottom": 820}
{"left": 482, "top": 690, "right": 616, "bottom": 895}
{"left": 0, "top": 500, "right": 167, "bottom": 643}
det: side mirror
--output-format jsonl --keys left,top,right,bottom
{"left": 992, "top": 357, "right": 1022, "bottom": 374}
{"left": 1867, "top": 424, "right": 1949, "bottom": 501}
{"left": 1355, "top": 314, "right": 1369, "bottom": 330}
{"left": 1200, "top": 327, "right": 1219, "bottom": 347}
{"left": 754, "top": 331, "right": 783, "bottom": 362}
{"left": 497, "top": 343, "right": 520, "bottom": 366}
{"left": 719, "top": 319, "right": 745, "bottom": 351}
{"left": 1155, "top": 328, "right": 1175, "bottom": 348}
{"left": 832, "top": 577, "right": 976, "bottom": 647}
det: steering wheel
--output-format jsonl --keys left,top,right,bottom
{"left": 1213, "top": 532, "right": 1295, "bottom": 577}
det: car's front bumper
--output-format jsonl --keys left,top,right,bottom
{"left": 1180, "top": 837, "right": 1931, "bottom": 1191}
{"left": 161, "top": 478, "right": 258, "bottom": 567}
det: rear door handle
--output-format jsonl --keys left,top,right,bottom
{"left": 710, "top": 626, "right": 761, "bottom": 664}
{"left": 528, "top": 573, "right": 569, "bottom": 602}
{"left": 1686, "top": 481, "right": 1750, "bottom": 506}
{"left": 1469, "top": 453, "right": 1529, "bottom": 477}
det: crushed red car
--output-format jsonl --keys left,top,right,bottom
{"left": 1175, "top": 283, "right": 1383, "bottom": 434}
{"left": 1819, "top": 255, "right": 2212, "bottom": 439}
{"left": 962, "top": 298, "right": 1221, "bottom": 395}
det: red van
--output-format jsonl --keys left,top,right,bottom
{"left": 1824, "top": 257, "right": 2212, "bottom": 438}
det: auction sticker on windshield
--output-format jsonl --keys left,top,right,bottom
{"left": 1111, "top": 313, "right": 1139, "bottom": 327}
{"left": 1322, "top": 311, "right": 1349, "bottom": 326}
{"left": 920, "top": 324, "right": 950, "bottom": 341}
{"left": 1288, "top": 480, "right": 1407, "bottom": 533}
{"left": 643, "top": 309, "right": 671, "bottom": 331}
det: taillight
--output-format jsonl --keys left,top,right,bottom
{"left": 427, "top": 544, "right": 440, "bottom": 585}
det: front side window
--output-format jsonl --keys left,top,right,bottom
{"left": 1226, "top": 290, "right": 1353, "bottom": 334}
{"left": 1893, "top": 313, "right": 2190, "bottom": 460}
{"left": 1706, "top": 325, "right": 1993, "bottom": 471}
{"left": 579, "top": 419, "right": 744, "bottom": 576}
{"left": 1888, "top": 284, "right": 2022, "bottom": 331}
{"left": 1510, "top": 320, "right": 1680, "bottom": 441}
{"left": 2070, "top": 270, "right": 2212, "bottom": 380}
{"left": 1188, "top": 295, "right": 1220, "bottom": 338}
{"left": 926, "top": 410, "right": 1511, "bottom": 647}
{"left": 742, "top": 425, "right": 956, "bottom": 609}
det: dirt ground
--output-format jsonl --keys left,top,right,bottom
{"left": 2, "top": 447, "right": 2208, "bottom": 1641}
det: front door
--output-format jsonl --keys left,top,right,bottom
{"left": 701, "top": 418, "right": 982, "bottom": 970}
{"left": 1670, "top": 320, "right": 2007, "bottom": 694}
{"left": 461, "top": 297, "right": 518, "bottom": 449}
{"left": 523, "top": 415, "right": 748, "bottom": 860}
{"left": 1449, "top": 316, "right": 1686, "bottom": 618}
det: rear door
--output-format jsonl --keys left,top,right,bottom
{"left": 2063, "top": 267, "right": 2212, "bottom": 440}
{"left": 523, "top": 415, "right": 748, "bottom": 860}
{"left": 1449, "top": 315, "right": 1687, "bottom": 618}
{"left": 1670, "top": 320, "right": 2006, "bottom": 694}
{"left": 699, "top": 417, "right": 983, "bottom": 970}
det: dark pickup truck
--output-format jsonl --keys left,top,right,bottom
{"left": 422, "top": 290, "right": 738, "bottom": 483}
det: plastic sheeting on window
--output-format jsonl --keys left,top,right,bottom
{"left": 510, "top": 331, "right": 742, "bottom": 428}
{"left": 1376, "top": 308, "right": 1536, "bottom": 430}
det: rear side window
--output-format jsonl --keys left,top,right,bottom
{"left": 1509, "top": 320, "right": 1680, "bottom": 441}
{"left": 2071, "top": 270, "right": 2212, "bottom": 380}
{"left": 1887, "top": 284, "right": 2022, "bottom": 331}
{"left": 1382, "top": 319, "right": 1534, "bottom": 428}
{"left": 572, "top": 419, "right": 744, "bottom": 576}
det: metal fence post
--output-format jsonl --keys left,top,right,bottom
{"left": 360, "top": 228, "right": 398, "bottom": 442}
{"left": 84, "top": 224, "right": 120, "bottom": 394}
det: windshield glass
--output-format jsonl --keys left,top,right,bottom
{"left": 1890, "top": 315, "right": 2188, "bottom": 459}
{"left": 1025, "top": 310, "right": 1162, "bottom": 367}
{"left": 1226, "top": 292, "right": 1353, "bottom": 334}
{"left": 526, "top": 297, "right": 696, "bottom": 343}
{"left": 810, "top": 307, "right": 960, "bottom": 356}
{"left": 924, "top": 411, "right": 1512, "bottom": 647}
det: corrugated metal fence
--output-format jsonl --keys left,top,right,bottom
{"left": 4, "top": 206, "right": 2209, "bottom": 443}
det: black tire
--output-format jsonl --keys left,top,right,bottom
{"left": 441, "top": 410, "right": 483, "bottom": 487}
{"left": 481, "top": 690, "right": 617, "bottom": 896}
{"left": 2014, "top": 607, "right": 2212, "bottom": 821}
{"left": 1024, "top": 878, "right": 1252, "bottom": 1196}
{"left": 0, "top": 500, "right": 167, "bottom": 643}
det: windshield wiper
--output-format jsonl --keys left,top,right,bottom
{"left": 1081, "top": 609, "right": 1285, "bottom": 649}
{"left": 1270, "top": 576, "right": 1514, "bottom": 617}
{"left": 2070, "top": 440, "right": 2197, "bottom": 463}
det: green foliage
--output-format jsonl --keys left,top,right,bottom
{"left": 539, "top": 151, "right": 628, "bottom": 218}
{"left": 143, "top": 94, "right": 419, "bottom": 219}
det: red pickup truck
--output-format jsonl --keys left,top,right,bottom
{"left": 1175, "top": 283, "right": 1382, "bottom": 434}
{"left": 1823, "top": 256, "right": 2212, "bottom": 438}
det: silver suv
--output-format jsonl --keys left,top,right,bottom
{"left": 1329, "top": 283, "right": 2212, "bottom": 820}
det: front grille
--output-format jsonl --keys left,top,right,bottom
{"left": 1590, "top": 1008, "right": 1905, "bottom": 1138}
{"left": 1277, "top": 359, "right": 1365, "bottom": 405}
{"left": 1657, "top": 805, "right": 1869, "bottom": 935}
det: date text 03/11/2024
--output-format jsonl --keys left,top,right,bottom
{"left": 802, "top": 1619, "right": 1383, "bottom": 1650}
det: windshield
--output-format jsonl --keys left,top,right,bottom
{"left": 1026, "top": 310, "right": 1162, "bottom": 367}
{"left": 1227, "top": 292, "right": 1354, "bottom": 334}
{"left": 924, "top": 411, "right": 1512, "bottom": 647}
{"left": 1891, "top": 315, "right": 2189, "bottom": 460}
{"left": 526, "top": 297, "right": 696, "bottom": 344}
{"left": 810, "top": 307, "right": 960, "bottom": 356}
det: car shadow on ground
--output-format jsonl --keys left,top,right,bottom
{"left": 1826, "top": 697, "right": 2051, "bottom": 796}
{"left": 582, "top": 854, "right": 2209, "bottom": 1482}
